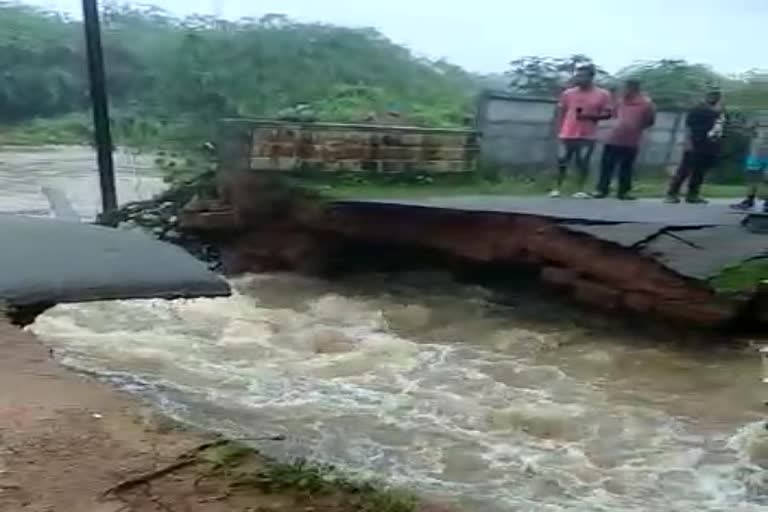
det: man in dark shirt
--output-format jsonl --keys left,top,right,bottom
{"left": 665, "top": 89, "right": 725, "bottom": 204}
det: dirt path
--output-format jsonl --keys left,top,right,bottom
{"left": 0, "top": 321, "right": 448, "bottom": 512}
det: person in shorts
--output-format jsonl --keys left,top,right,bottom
{"left": 730, "top": 117, "right": 768, "bottom": 212}
{"left": 550, "top": 64, "right": 613, "bottom": 199}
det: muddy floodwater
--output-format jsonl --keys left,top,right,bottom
{"left": 2, "top": 147, "right": 768, "bottom": 511}
{"left": 0, "top": 145, "right": 165, "bottom": 218}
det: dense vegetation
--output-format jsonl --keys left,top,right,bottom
{"left": 0, "top": 2, "right": 765, "bottom": 166}
{"left": 0, "top": 2, "right": 477, "bottom": 146}
{"left": 506, "top": 55, "right": 768, "bottom": 111}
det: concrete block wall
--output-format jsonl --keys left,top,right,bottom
{"left": 476, "top": 90, "right": 686, "bottom": 174}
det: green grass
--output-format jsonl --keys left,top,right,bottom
{"left": 301, "top": 175, "right": 744, "bottom": 200}
{"left": 0, "top": 114, "right": 209, "bottom": 151}
{"left": 198, "top": 441, "right": 418, "bottom": 512}
{"left": 709, "top": 258, "right": 768, "bottom": 294}
{"left": 0, "top": 113, "right": 92, "bottom": 146}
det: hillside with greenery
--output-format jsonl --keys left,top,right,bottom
{"left": 0, "top": 3, "right": 478, "bottom": 147}
{"left": 0, "top": 2, "right": 766, "bottom": 156}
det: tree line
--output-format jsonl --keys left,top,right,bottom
{"left": 0, "top": 2, "right": 765, "bottom": 146}
{"left": 506, "top": 55, "right": 768, "bottom": 111}
{"left": 0, "top": 3, "right": 476, "bottom": 130}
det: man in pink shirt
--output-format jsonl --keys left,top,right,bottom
{"left": 551, "top": 64, "right": 613, "bottom": 198}
{"left": 594, "top": 79, "right": 656, "bottom": 200}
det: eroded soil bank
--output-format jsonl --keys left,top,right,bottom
{"left": 162, "top": 171, "right": 767, "bottom": 332}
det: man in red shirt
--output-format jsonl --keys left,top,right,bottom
{"left": 551, "top": 64, "right": 613, "bottom": 199}
{"left": 594, "top": 79, "right": 656, "bottom": 200}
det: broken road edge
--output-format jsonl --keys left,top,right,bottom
{"left": 106, "top": 169, "right": 768, "bottom": 332}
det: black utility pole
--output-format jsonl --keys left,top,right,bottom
{"left": 82, "top": 0, "right": 117, "bottom": 217}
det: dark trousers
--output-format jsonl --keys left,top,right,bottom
{"left": 667, "top": 150, "right": 717, "bottom": 198}
{"left": 596, "top": 144, "right": 638, "bottom": 197}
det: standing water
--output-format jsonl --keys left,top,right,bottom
{"left": 2, "top": 147, "right": 767, "bottom": 511}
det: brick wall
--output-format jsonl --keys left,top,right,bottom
{"left": 218, "top": 119, "right": 479, "bottom": 174}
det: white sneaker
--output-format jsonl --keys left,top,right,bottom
{"left": 572, "top": 191, "right": 591, "bottom": 199}
{"left": 549, "top": 190, "right": 561, "bottom": 198}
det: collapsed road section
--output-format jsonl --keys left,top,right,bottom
{"left": 172, "top": 172, "right": 766, "bottom": 330}
{"left": 324, "top": 197, "right": 767, "bottom": 328}
{"left": 0, "top": 214, "right": 230, "bottom": 324}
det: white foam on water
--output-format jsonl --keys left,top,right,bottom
{"left": 30, "top": 274, "right": 768, "bottom": 511}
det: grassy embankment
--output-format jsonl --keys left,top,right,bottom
{"left": 0, "top": 114, "right": 92, "bottom": 146}
{"left": 310, "top": 176, "right": 743, "bottom": 200}
{"left": 710, "top": 259, "right": 768, "bottom": 295}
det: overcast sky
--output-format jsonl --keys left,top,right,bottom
{"left": 27, "top": 0, "right": 767, "bottom": 75}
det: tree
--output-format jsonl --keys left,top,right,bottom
{"left": 506, "top": 54, "right": 610, "bottom": 97}
{"left": 726, "top": 71, "right": 768, "bottom": 110}
{"left": 0, "top": 4, "right": 476, "bottom": 129}
{"left": 616, "top": 60, "right": 722, "bottom": 109}
{"left": 0, "top": 4, "right": 86, "bottom": 121}
{"left": 1, "top": 3, "right": 763, "bottom": 144}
